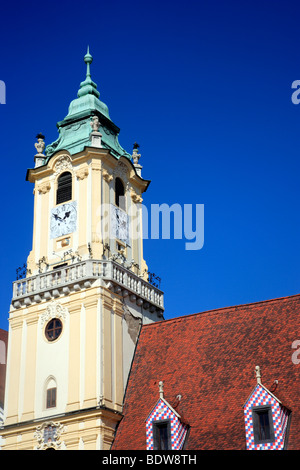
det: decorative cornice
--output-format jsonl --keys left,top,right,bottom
{"left": 130, "top": 188, "right": 143, "bottom": 203}
{"left": 37, "top": 182, "right": 51, "bottom": 194}
{"left": 102, "top": 168, "right": 113, "bottom": 183}
{"left": 84, "top": 296, "right": 100, "bottom": 310}
{"left": 76, "top": 167, "right": 89, "bottom": 180}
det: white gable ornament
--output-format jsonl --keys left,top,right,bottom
{"left": 54, "top": 154, "right": 73, "bottom": 176}
{"left": 40, "top": 300, "right": 68, "bottom": 328}
{"left": 113, "top": 161, "right": 128, "bottom": 180}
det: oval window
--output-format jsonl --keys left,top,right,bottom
{"left": 45, "top": 318, "right": 63, "bottom": 342}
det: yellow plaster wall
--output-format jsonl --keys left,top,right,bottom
{"left": 2, "top": 410, "right": 121, "bottom": 450}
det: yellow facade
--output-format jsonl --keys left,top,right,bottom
{"left": 26, "top": 148, "right": 149, "bottom": 274}
{"left": 2, "top": 132, "right": 164, "bottom": 448}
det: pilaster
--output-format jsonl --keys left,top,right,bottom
{"left": 90, "top": 161, "right": 103, "bottom": 258}
{"left": 66, "top": 302, "right": 82, "bottom": 412}
{"left": 20, "top": 315, "right": 38, "bottom": 422}
{"left": 83, "top": 294, "right": 99, "bottom": 408}
{"left": 4, "top": 319, "right": 23, "bottom": 425}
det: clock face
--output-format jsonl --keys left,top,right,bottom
{"left": 50, "top": 201, "right": 77, "bottom": 239}
{"left": 111, "top": 204, "right": 129, "bottom": 245}
{"left": 117, "top": 210, "right": 128, "bottom": 242}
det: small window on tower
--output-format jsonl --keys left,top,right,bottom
{"left": 45, "top": 318, "right": 63, "bottom": 342}
{"left": 115, "top": 177, "right": 125, "bottom": 211}
{"left": 46, "top": 387, "right": 57, "bottom": 409}
{"left": 56, "top": 171, "right": 72, "bottom": 205}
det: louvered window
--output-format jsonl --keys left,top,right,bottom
{"left": 56, "top": 172, "right": 72, "bottom": 205}
{"left": 115, "top": 177, "right": 125, "bottom": 210}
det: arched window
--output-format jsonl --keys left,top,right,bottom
{"left": 115, "top": 177, "right": 125, "bottom": 211}
{"left": 46, "top": 377, "right": 57, "bottom": 409}
{"left": 56, "top": 171, "right": 72, "bottom": 205}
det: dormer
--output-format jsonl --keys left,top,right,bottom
{"left": 244, "top": 366, "right": 291, "bottom": 450}
{"left": 145, "top": 381, "right": 189, "bottom": 451}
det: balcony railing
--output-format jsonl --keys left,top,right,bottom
{"left": 12, "top": 259, "right": 164, "bottom": 313}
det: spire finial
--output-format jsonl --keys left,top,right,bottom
{"left": 84, "top": 46, "right": 93, "bottom": 78}
{"left": 77, "top": 47, "right": 100, "bottom": 99}
{"left": 255, "top": 365, "right": 262, "bottom": 384}
{"left": 159, "top": 381, "right": 164, "bottom": 399}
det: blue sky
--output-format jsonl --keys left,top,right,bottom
{"left": 0, "top": 0, "right": 300, "bottom": 330}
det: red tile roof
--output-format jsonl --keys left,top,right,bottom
{"left": 112, "top": 294, "right": 300, "bottom": 450}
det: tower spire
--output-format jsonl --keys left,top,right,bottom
{"left": 44, "top": 48, "right": 132, "bottom": 159}
{"left": 77, "top": 47, "right": 100, "bottom": 99}
{"left": 84, "top": 46, "right": 93, "bottom": 79}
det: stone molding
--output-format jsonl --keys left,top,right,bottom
{"left": 40, "top": 300, "right": 68, "bottom": 327}
{"left": 34, "top": 420, "right": 66, "bottom": 450}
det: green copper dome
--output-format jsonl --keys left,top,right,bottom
{"left": 45, "top": 48, "right": 131, "bottom": 160}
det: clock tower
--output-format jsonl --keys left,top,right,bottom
{"left": 2, "top": 50, "right": 164, "bottom": 450}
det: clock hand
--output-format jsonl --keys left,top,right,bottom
{"left": 53, "top": 214, "right": 63, "bottom": 221}
{"left": 63, "top": 211, "right": 71, "bottom": 220}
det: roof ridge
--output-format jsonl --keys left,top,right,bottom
{"left": 143, "top": 293, "right": 300, "bottom": 328}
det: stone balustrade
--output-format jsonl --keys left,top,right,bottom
{"left": 12, "top": 259, "right": 164, "bottom": 314}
